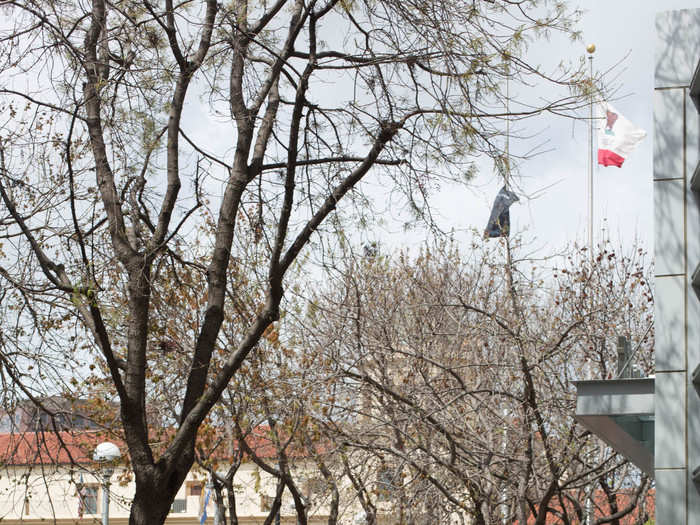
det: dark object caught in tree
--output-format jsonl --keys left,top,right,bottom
{"left": 484, "top": 186, "right": 519, "bottom": 238}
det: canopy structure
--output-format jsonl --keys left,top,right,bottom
{"left": 573, "top": 378, "right": 655, "bottom": 478}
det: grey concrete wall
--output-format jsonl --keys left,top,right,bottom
{"left": 654, "top": 8, "right": 700, "bottom": 524}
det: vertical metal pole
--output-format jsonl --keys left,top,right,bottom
{"left": 501, "top": 407, "right": 508, "bottom": 525}
{"left": 585, "top": 46, "right": 597, "bottom": 525}
{"left": 505, "top": 57, "right": 510, "bottom": 188}
{"left": 588, "top": 50, "right": 595, "bottom": 259}
{"left": 102, "top": 471, "right": 110, "bottom": 525}
{"left": 585, "top": 436, "right": 594, "bottom": 525}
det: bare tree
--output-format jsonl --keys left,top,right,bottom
{"left": 296, "top": 237, "right": 654, "bottom": 525}
{"left": 0, "top": 0, "right": 593, "bottom": 522}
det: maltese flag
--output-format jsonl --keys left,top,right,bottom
{"left": 597, "top": 103, "right": 646, "bottom": 167}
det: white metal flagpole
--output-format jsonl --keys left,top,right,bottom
{"left": 585, "top": 46, "right": 597, "bottom": 525}
{"left": 587, "top": 44, "right": 596, "bottom": 259}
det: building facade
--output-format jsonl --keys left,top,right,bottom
{"left": 0, "top": 431, "right": 343, "bottom": 524}
{"left": 653, "top": 7, "right": 700, "bottom": 524}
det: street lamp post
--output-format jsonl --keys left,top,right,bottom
{"left": 93, "top": 442, "right": 120, "bottom": 525}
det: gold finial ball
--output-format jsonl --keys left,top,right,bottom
{"left": 586, "top": 43, "right": 596, "bottom": 54}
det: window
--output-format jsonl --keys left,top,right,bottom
{"left": 260, "top": 494, "right": 274, "bottom": 512}
{"left": 38, "top": 412, "right": 50, "bottom": 429}
{"left": 376, "top": 467, "right": 397, "bottom": 502}
{"left": 171, "top": 499, "right": 187, "bottom": 513}
{"left": 78, "top": 485, "right": 99, "bottom": 516}
{"left": 304, "top": 478, "right": 327, "bottom": 502}
{"left": 187, "top": 482, "right": 203, "bottom": 497}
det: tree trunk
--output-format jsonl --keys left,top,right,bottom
{"left": 127, "top": 456, "right": 193, "bottom": 525}
{"left": 129, "top": 488, "right": 173, "bottom": 525}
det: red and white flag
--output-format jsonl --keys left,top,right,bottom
{"left": 597, "top": 103, "right": 646, "bottom": 168}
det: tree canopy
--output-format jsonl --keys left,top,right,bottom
{"left": 294, "top": 237, "right": 654, "bottom": 524}
{"left": 0, "top": 0, "right": 593, "bottom": 523}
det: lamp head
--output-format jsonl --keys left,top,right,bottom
{"left": 93, "top": 441, "right": 120, "bottom": 463}
{"left": 586, "top": 43, "right": 596, "bottom": 54}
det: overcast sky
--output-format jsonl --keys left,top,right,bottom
{"left": 381, "top": 1, "right": 700, "bottom": 259}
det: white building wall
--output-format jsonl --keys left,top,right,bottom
{"left": 0, "top": 459, "right": 340, "bottom": 524}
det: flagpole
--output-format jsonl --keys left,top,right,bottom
{"left": 587, "top": 44, "right": 595, "bottom": 260}
{"left": 505, "top": 57, "right": 510, "bottom": 188}
{"left": 585, "top": 44, "right": 597, "bottom": 525}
